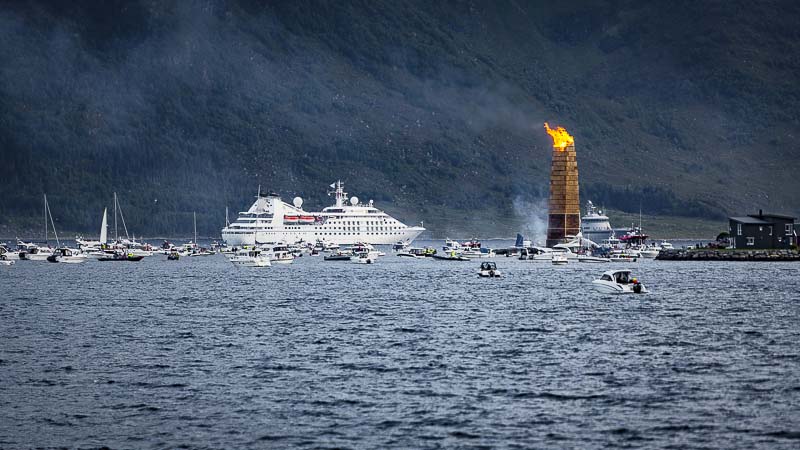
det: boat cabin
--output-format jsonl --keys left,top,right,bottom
{"left": 480, "top": 262, "right": 497, "bottom": 271}
{"left": 600, "top": 270, "right": 633, "bottom": 284}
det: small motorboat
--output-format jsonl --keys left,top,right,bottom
{"left": 462, "top": 247, "right": 496, "bottom": 258}
{"left": 639, "top": 247, "right": 660, "bottom": 258}
{"left": 609, "top": 253, "right": 638, "bottom": 263}
{"left": 392, "top": 240, "right": 411, "bottom": 251}
{"left": 98, "top": 252, "right": 144, "bottom": 262}
{"left": 431, "top": 251, "right": 470, "bottom": 261}
{"left": 478, "top": 261, "right": 501, "bottom": 277}
{"left": 397, "top": 247, "right": 428, "bottom": 258}
{"left": 20, "top": 246, "right": 53, "bottom": 261}
{"left": 518, "top": 247, "right": 552, "bottom": 261}
{"left": 167, "top": 251, "right": 180, "bottom": 261}
{"left": 46, "top": 248, "right": 88, "bottom": 264}
{"left": 551, "top": 253, "right": 568, "bottom": 265}
{"left": 578, "top": 255, "right": 610, "bottom": 263}
{"left": 324, "top": 251, "right": 353, "bottom": 261}
{"left": 0, "top": 254, "right": 14, "bottom": 266}
{"left": 351, "top": 251, "right": 376, "bottom": 264}
{"left": 591, "top": 270, "right": 648, "bottom": 294}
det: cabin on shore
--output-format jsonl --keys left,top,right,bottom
{"left": 729, "top": 211, "right": 796, "bottom": 249}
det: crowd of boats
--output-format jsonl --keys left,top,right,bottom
{"left": 0, "top": 236, "right": 650, "bottom": 294}
{"left": 0, "top": 188, "right": 656, "bottom": 294}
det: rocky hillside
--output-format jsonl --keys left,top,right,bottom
{"left": 1, "top": 0, "right": 798, "bottom": 237}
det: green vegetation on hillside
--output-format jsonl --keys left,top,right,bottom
{"left": 1, "top": 0, "right": 798, "bottom": 237}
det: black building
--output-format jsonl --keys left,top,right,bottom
{"left": 729, "top": 211, "right": 796, "bottom": 249}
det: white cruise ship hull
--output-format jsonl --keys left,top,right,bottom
{"left": 223, "top": 227, "right": 424, "bottom": 247}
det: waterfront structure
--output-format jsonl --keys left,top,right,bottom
{"left": 728, "top": 211, "right": 796, "bottom": 249}
{"left": 544, "top": 123, "right": 580, "bottom": 247}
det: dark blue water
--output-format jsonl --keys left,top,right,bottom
{"left": 2, "top": 245, "right": 800, "bottom": 448}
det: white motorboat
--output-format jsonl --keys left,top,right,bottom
{"left": 46, "top": 248, "right": 88, "bottom": 264}
{"left": 591, "top": 269, "right": 648, "bottom": 294}
{"left": 578, "top": 255, "right": 610, "bottom": 263}
{"left": 552, "top": 244, "right": 580, "bottom": 259}
{"left": 659, "top": 240, "right": 674, "bottom": 250}
{"left": 0, "top": 249, "right": 14, "bottom": 265}
{"left": 345, "top": 243, "right": 380, "bottom": 260}
{"left": 462, "top": 247, "right": 496, "bottom": 258}
{"left": 518, "top": 246, "right": 553, "bottom": 261}
{"left": 227, "top": 248, "right": 271, "bottom": 267}
{"left": 478, "top": 261, "right": 501, "bottom": 277}
{"left": 442, "top": 238, "right": 462, "bottom": 252}
{"left": 1, "top": 244, "right": 22, "bottom": 260}
{"left": 351, "top": 251, "right": 377, "bottom": 264}
{"left": 18, "top": 240, "right": 52, "bottom": 260}
{"left": 397, "top": 247, "right": 428, "bottom": 258}
{"left": 268, "top": 243, "right": 295, "bottom": 264}
{"left": 639, "top": 247, "right": 661, "bottom": 258}
{"left": 551, "top": 253, "right": 569, "bottom": 265}
{"left": 392, "top": 240, "right": 411, "bottom": 251}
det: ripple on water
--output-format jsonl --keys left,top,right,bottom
{"left": 1, "top": 254, "right": 800, "bottom": 448}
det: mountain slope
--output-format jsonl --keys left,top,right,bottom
{"left": 1, "top": 0, "right": 798, "bottom": 237}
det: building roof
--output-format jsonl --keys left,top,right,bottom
{"left": 750, "top": 213, "right": 796, "bottom": 221}
{"left": 729, "top": 216, "right": 772, "bottom": 225}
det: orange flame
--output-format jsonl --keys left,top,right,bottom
{"left": 544, "top": 122, "right": 574, "bottom": 151}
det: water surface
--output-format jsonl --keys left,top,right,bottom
{"left": 1, "top": 247, "right": 799, "bottom": 448}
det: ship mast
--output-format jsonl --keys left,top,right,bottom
{"left": 330, "top": 180, "right": 347, "bottom": 208}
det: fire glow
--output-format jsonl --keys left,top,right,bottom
{"left": 544, "top": 122, "right": 574, "bottom": 150}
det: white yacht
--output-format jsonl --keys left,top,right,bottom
{"left": 227, "top": 248, "right": 271, "bottom": 267}
{"left": 592, "top": 270, "right": 648, "bottom": 294}
{"left": 581, "top": 201, "right": 614, "bottom": 244}
{"left": 46, "top": 248, "right": 88, "bottom": 264}
{"left": 222, "top": 181, "right": 425, "bottom": 247}
{"left": 266, "top": 243, "right": 294, "bottom": 264}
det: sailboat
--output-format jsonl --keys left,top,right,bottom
{"left": 77, "top": 208, "right": 114, "bottom": 258}
{"left": 111, "top": 192, "right": 153, "bottom": 257}
{"left": 22, "top": 195, "right": 56, "bottom": 261}
{"left": 42, "top": 195, "right": 87, "bottom": 264}
{"left": 189, "top": 212, "right": 214, "bottom": 256}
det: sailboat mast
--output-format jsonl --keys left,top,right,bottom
{"left": 45, "top": 195, "right": 60, "bottom": 247}
{"left": 114, "top": 192, "right": 118, "bottom": 241}
{"left": 43, "top": 194, "right": 47, "bottom": 244}
{"left": 194, "top": 211, "right": 197, "bottom": 244}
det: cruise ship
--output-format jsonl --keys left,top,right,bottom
{"left": 221, "top": 181, "right": 425, "bottom": 246}
{"left": 580, "top": 201, "right": 614, "bottom": 244}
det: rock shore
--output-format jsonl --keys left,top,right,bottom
{"left": 656, "top": 249, "right": 800, "bottom": 261}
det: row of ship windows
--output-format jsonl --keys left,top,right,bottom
{"left": 314, "top": 232, "right": 404, "bottom": 236}
{"left": 225, "top": 231, "right": 405, "bottom": 236}
{"left": 229, "top": 226, "right": 404, "bottom": 232}
{"left": 237, "top": 218, "right": 396, "bottom": 225}
{"left": 225, "top": 230, "right": 405, "bottom": 235}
